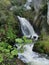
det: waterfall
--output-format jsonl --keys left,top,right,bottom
{"left": 17, "top": 16, "right": 38, "bottom": 40}
{"left": 17, "top": 16, "right": 49, "bottom": 65}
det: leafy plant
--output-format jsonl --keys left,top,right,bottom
{"left": 15, "top": 36, "right": 32, "bottom": 44}
{"left": 11, "top": 49, "right": 18, "bottom": 56}
{"left": 6, "top": 26, "right": 16, "bottom": 40}
{"left": 0, "top": 42, "right": 18, "bottom": 63}
{"left": 0, "top": 54, "right": 3, "bottom": 63}
{"left": 23, "top": 36, "right": 32, "bottom": 43}
{"left": 15, "top": 38, "right": 24, "bottom": 44}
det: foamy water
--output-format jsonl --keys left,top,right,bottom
{"left": 18, "top": 44, "right": 49, "bottom": 65}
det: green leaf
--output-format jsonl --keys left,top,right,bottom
{"left": 3, "top": 49, "right": 10, "bottom": 53}
{"left": 15, "top": 38, "right": 23, "bottom": 44}
{"left": 23, "top": 36, "right": 32, "bottom": 43}
{"left": 0, "top": 54, "right": 3, "bottom": 63}
{"left": 8, "top": 45, "right": 12, "bottom": 49}
{"left": 11, "top": 49, "right": 18, "bottom": 56}
{"left": 0, "top": 47, "right": 4, "bottom": 51}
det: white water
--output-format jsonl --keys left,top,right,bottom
{"left": 17, "top": 16, "right": 38, "bottom": 40}
{"left": 18, "top": 44, "right": 49, "bottom": 65}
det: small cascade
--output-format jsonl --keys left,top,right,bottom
{"left": 17, "top": 16, "right": 38, "bottom": 40}
{"left": 18, "top": 44, "right": 49, "bottom": 65}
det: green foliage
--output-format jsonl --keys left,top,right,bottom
{"left": 0, "top": 0, "right": 11, "bottom": 9}
{"left": 15, "top": 36, "right": 32, "bottom": 44}
{"left": 15, "top": 38, "right": 24, "bottom": 44}
{"left": 0, "top": 10, "right": 18, "bottom": 41}
{"left": 0, "top": 0, "right": 20, "bottom": 41}
{"left": 33, "top": 40, "right": 49, "bottom": 55}
{"left": 0, "top": 54, "right": 3, "bottom": 63}
{"left": 0, "top": 29, "right": 5, "bottom": 33}
{"left": 23, "top": 36, "right": 32, "bottom": 43}
{"left": 24, "top": 39, "right": 32, "bottom": 43}
{"left": 11, "top": 49, "right": 18, "bottom": 56}
{"left": 0, "top": 42, "right": 18, "bottom": 63}
{"left": 0, "top": 42, "right": 8, "bottom": 48}
{"left": 6, "top": 26, "right": 16, "bottom": 40}
{"left": 10, "top": 0, "right": 26, "bottom": 6}
{"left": 8, "top": 45, "right": 12, "bottom": 49}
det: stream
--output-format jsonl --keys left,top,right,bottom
{"left": 17, "top": 16, "right": 49, "bottom": 65}
{"left": 18, "top": 44, "right": 49, "bottom": 65}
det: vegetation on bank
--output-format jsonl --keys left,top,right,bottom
{"left": 33, "top": 32, "right": 49, "bottom": 56}
{"left": 0, "top": 38, "right": 32, "bottom": 64}
{"left": 15, "top": 36, "right": 32, "bottom": 44}
{"left": 0, "top": 42, "right": 18, "bottom": 65}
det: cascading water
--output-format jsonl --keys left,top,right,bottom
{"left": 18, "top": 44, "right": 49, "bottom": 65}
{"left": 17, "top": 16, "right": 49, "bottom": 65}
{"left": 17, "top": 16, "right": 38, "bottom": 40}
